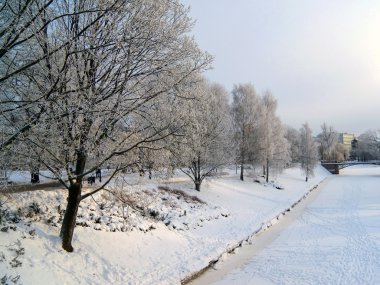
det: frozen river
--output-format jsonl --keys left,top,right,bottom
{"left": 192, "top": 165, "right": 380, "bottom": 285}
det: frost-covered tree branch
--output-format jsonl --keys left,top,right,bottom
{"left": 299, "top": 122, "right": 318, "bottom": 182}
{"left": 231, "top": 83, "right": 260, "bottom": 181}
{"left": 174, "top": 80, "right": 232, "bottom": 191}
{"left": 1, "top": 0, "right": 212, "bottom": 252}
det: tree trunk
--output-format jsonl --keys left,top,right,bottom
{"left": 60, "top": 182, "right": 82, "bottom": 252}
{"left": 240, "top": 142, "right": 245, "bottom": 181}
{"left": 305, "top": 176, "right": 308, "bottom": 182}
{"left": 194, "top": 154, "right": 201, "bottom": 191}
{"left": 60, "top": 150, "right": 86, "bottom": 252}
{"left": 266, "top": 159, "right": 269, "bottom": 183}
{"left": 195, "top": 180, "right": 201, "bottom": 191}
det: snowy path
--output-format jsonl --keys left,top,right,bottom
{"left": 195, "top": 165, "right": 380, "bottom": 285}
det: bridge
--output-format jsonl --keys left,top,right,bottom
{"left": 321, "top": 161, "right": 380, "bottom": 174}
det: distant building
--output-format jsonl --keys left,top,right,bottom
{"left": 338, "top": 133, "right": 355, "bottom": 153}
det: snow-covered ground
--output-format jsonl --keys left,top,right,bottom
{"left": 204, "top": 164, "right": 380, "bottom": 285}
{"left": 0, "top": 165, "right": 330, "bottom": 285}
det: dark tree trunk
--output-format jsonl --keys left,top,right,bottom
{"left": 305, "top": 176, "right": 308, "bottom": 182}
{"left": 60, "top": 182, "right": 82, "bottom": 252}
{"left": 192, "top": 154, "right": 202, "bottom": 191}
{"left": 195, "top": 181, "right": 201, "bottom": 191}
{"left": 240, "top": 130, "right": 245, "bottom": 181}
{"left": 60, "top": 151, "right": 86, "bottom": 252}
{"left": 266, "top": 159, "right": 269, "bottom": 183}
{"left": 240, "top": 143, "right": 245, "bottom": 181}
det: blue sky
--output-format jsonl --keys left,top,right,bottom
{"left": 181, "top": 0, "right": 380, "bottom": 135}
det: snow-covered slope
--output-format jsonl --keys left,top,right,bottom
{"left": 0, "top": 166, "right": 329, "bottom": 285}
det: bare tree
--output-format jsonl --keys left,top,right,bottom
{"left": 285, "top": 126, "right": 300, "bottom": 163}
{"left": 231, "top": 83, "right": 260, "bottom": 181}
{"left": 331, "top": 144, "right": 349, "bottom": 161}
{"left": 257, "top": 92, "right": 290, "bottom": 183}
{"left": 299, "top": 122, "right": 318, "bottom": 182}
{"left": 176, "top": 81, "right": 232, "bottom": 191}
{"left": 356, "top": 130, "right": 380, "bottom": 161}
{"left": 317, "top": 123, "right": 338, "bottom": 161}
{"left": 5, "top": 0, "right": 211, "bottom": 252}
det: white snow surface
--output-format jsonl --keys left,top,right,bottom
{"left": 0, "top": 166, "right": 330, "bottom": 284}
{"left": 209, "top": 164, "right": 380, "bottom": 285}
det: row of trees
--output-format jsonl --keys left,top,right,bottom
{"left": 314, "top": 123, "right": 380, "bottom": 162}
{"left": 176, "top": 82, "right": 319, "bottom": 188}
{"left": 231, "top": 84, "right": 291, "bottom": 183}
{"left": 0, "top": 0, "right": 320, "bottom": 252}
{"left": 352, "top": 130, "right": 380, "bottom": 161}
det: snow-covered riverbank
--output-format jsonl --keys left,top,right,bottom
{"left": 0, "top": 166, "right": 329, "bottom": 284}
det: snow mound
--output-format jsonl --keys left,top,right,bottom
{"left": 0, "top": 184, "right": 229, "bottom": 235}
